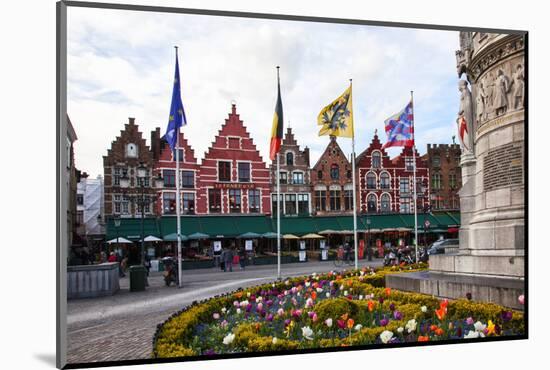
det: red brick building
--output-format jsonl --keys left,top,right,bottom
{"left": 196, "top": 104, "right": 271, "bottom": 215}
{"left": 311, "top": 136, "right": 354, "bottom": 215}
{"left": 356, "top": 132, "right": 430, "bottom": 214}
{"left": 422, "top": 143, "right": 462, "bottom": 210}
{"left": 153, "top": 130, "right": 200, "bottom": 216}
{"left": 103, "top": 118, "right": 158, "bottom": 218}
{"left": 269, "top": 127, "right": 312, "bottom": 216}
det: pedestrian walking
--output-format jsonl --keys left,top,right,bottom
{"left": 223, "top": 247, "right": 234, "bottom": 272}
{"left": 239, "top": 246, "right": 246, "bottom": 270}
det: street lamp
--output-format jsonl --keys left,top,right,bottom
{"left": 119, "top": 163, "right": 164, "bottom": 267}
{"left": 366, "top": 217, "right": 372, "bottom": 261}
{"left": 113, "top": 214, "right": 121, "bottom": 256}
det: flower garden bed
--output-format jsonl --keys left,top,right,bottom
{"left": 152, "top": 264, "right": 525, "bottom": 358}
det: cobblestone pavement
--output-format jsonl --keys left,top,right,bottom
{"left": 66, "top": 259, "right": 382, "bottom": 365}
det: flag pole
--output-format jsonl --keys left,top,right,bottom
{"left": 350, "top": 79, "right": 358, "bottom": 270}
{"left": 175, "top": 46, "right": 183, "bottom": 289}
{"left": 411, "top": 90, "right": 419, "bottom": 264}
{"left": 276, "top": 66, "right": 282, "bottom": 280}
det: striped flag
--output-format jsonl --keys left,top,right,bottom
{"left": 269, "top": 69, "right": 283, "bottom": 161}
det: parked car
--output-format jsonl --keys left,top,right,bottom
{"left": 427, "top": 239, "right": 459, "bottom": 255}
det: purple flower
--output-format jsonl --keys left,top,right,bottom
{"left": 389, "top": 303, "right": 395, "bottom": 311}
{"left": 308, "top": 311, "right": 316, "bottom": 319}
{"left": 379, "top": 297, "right": 385, "bottom": 304}
{"left": 380, "top": 318, "right": 389, "bottom": 326}
{"left": 266, "top": 313, "right": 274, "bottom": 322}
{"left": 393, "top": 311, "right": 403, "bottom": 320}
{"left": 284, "top": 319, "right": 291, "bottom": 327}
{"left": 466, "top": 292, "right": 472, "bottom": 300}
{"left": 245, "top": 303, "right": 252, "bottom": 313}
{"left": 501, "top": 310, "right": 513, "bottom": 322}
{"left": 204, "top": 349, "right": 216, "bottom": 356}
{"left": 266, "top": 300, "right": 273, "bottom": 307}
{"left": 466, "top": 317, "right": 474, "bottom": 325}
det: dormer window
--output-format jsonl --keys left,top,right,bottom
{"left": 372, "top": 151, "right": 381, "bottom": 168}
{"left": 126, "top": 143, "right": 138, "bottom": 158}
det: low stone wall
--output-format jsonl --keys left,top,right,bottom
{"left": 67, "top": 262, "right": 120, "bottom": 299}
{"left": 386, "top": 270, "right": 524, "bottom": 310}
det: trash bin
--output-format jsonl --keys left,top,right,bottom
{"left": 129, "top": 265, "right": 147, "bottom": 292}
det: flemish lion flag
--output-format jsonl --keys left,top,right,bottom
{"left": 318, "top": 85, "right": 354, "bottom": 138}
{"left": 269, "top": 71, "right": 284, "bottom": 161}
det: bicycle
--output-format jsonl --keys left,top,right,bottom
{"left": 333, "top": 246, "right": 354, "bottom": 267}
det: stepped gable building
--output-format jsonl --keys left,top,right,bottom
{"left": 103, "top": 118, "right": 158, "bottom": 217}
{"left": 153, "top": 130, "right": 200, "bottom": 216}
{"left": 197, "top": 104, "right": 271, "bottom": 215}
{"left": 356, "top": 131, "right": 430, "bottom": 214}
{"left": 270, "top": 127, "right": 312, "bottom": 216}
{"left": 423, "top": 143, "right": 462, "bottom": 210}
{"left": 311, "top": 136, "right": 354, "bottom": 215}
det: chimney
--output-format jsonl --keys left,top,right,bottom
{"left": 151, "top": 127, "right": 161, "bottom": 160}
{"left": 304, "top": 147, "right": 310, "bottom": 166}
{"left": 128, "top": 117, "right": 135, "bottom": 124}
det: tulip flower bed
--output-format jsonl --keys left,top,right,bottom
{"left": 153, "top": 264, "right": 524, "bottom": 358}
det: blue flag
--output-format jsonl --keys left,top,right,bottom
{"left": 164, "top": 53, "right": 187, "bottom": 150}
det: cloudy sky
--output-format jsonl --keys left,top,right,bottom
{"left": 67, "top": 7, "right": 461, "bottom": 178}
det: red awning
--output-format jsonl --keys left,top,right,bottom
{"left": 447, "top": 227, "right": 459, "bottom": 233}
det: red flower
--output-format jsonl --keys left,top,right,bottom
{"left": 418, "top": 335, "right": 429, "bottom": 342}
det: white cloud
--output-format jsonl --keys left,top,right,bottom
{"left": 67, "top": 7, "right": 463, "bottom": 177}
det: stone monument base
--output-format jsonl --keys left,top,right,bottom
{"left": 386, "top": 270, "right": 524, "bottom": 310}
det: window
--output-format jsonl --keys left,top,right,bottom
{"left": 285, "top": 194, "right": 297, "bottom": 214}
{"left": 208, "top": 189, "right": 221, "bottom": 213}
{"left": 344, "top": 190, "right": 353, "bottom": 210}
{"left": 449, "top": 173, "right": 457, "bottom": 188}
{"left": 433, "top": 155, "right": 441, "bottom": 167}
{"left": 279, "top": 172, "right": 287, "bottom": 184}
{"left": 121, "top": 195, "right": 130, "bottom": 214}
{"left": 229, "top": 189, "right": 241, "bottom": 213}
{"left": 372, "top": 152, "right": 381, "bottom": 168}
{"left": 141, "top": 201, "right": 150, "bottom": 214}
{"left": 298, "top": 194, "right": 309, "bottom": 214}
{"left": 317, "top": 170, "right": 323, "bottom": 180}
{"left": 182, "top": 193, "right": 195, "bottom": 214}
{"left": 315, "top": 191, "right": 326, "bottom": 211}
{"left": 367, "top": 172, "right": 376, "bottom": 189}
{"left": 399, "top": 178, "right": 410, "bottom": 194}
{"left": 172, "top": 149, "right": 184, "bottom": 162}
{"left": 76, "top": 210, "right": 83, "bottom": 225}
{"left": 330, "top": 164, "right": 340, "bottom": 180}
{"left": 272, "top": 194, "right": 283, "bottom": 215}
{"left": 400, "top": 197, "right": 411, "bottom": 213}
{"left": 238, "top": 162, "right": 250, "bottom": 182}
{"left": 292, "top": 172, "right": 304, "bottom": 184}
{"left": 329, "top": 190, "right": 341, "bottom": 211}
{"left": 381, "top": 194, "right": 391, "bottom": 213}
{"left": 346, "top": 170, "right": 352, "bottom": 179}
{"left": 138, "top": 168, "right": 150, "bottom": 187}
{"left": 163, "top": 192, "right": 177, "bottom": 214}
{"left": 249, "top": 189, "right": 260, "bottom": 213}
{"left": 218, "top": 161, "right": 231, "bottom": 182}
{"left": 163, "top": 170, "right": 176, "bottom": 188}
{"left": 405, "top": 157, "right": 414, "bottom": 171}
{"left": 286, "top": 152, "right": 294, "bottom": 166}
{"left": 432, "top": 173, "right": 442, "bottom": 190}
{"left": 114, "top": 167, "right": 127, "bottom": 186}
{"left": 367, "top": 194, "right": 377, "bottom": 213}
{"left": 181, "top": 171, "right": 194, "bottom": 188}
{"left": 228, "top": 137, "right": 240, "bottom": 149}
{"left": 114, "top": 195, "right": 121, "bottom": 214}
{"left": 380, "top": 172, "right": 390, "bottom": 189}
{"left": 76, "top": 194, "right": 83, "bottom": 205}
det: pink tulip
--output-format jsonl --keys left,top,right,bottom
{"left": 518, "top": 295, "right": 525, "bottom": 305}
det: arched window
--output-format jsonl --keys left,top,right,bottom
{"left": 372, "top": 151, "right": 381, "bottom": 168}
{"left": 366, "top": 172, "right": 376, "bottom": 189}
{"left": 286, "top": 152, "right": 294, "bottom": 166}
{"left": 330, "top": 164, "right": 339, "bottom": 180}
{"left": 380, "top": 172, "right": 390, "bottom": 189}
{"left": 381, "top": 194, "right": 391, "bottom": 213}
{"left": 367, "top": 194, "right": 377, "bottom": 212}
